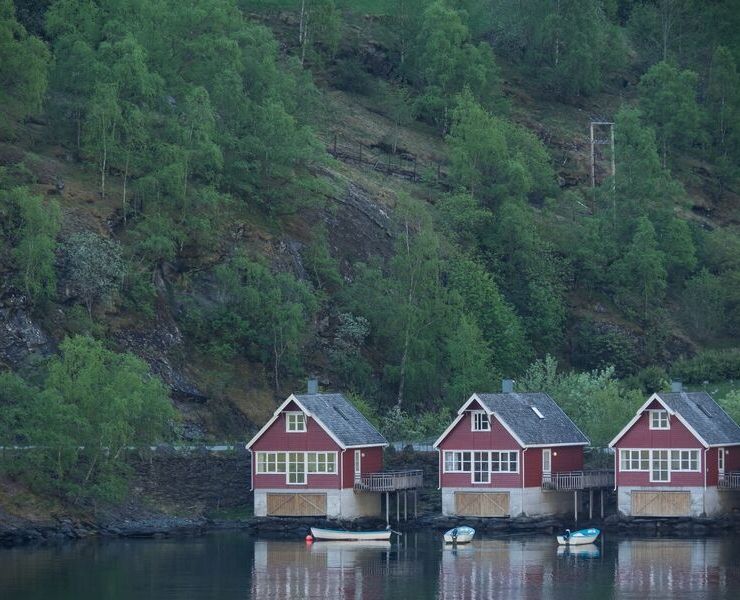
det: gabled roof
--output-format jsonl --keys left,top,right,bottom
{"left": 247, "top": 393, "right": 387, "bottom": 450}
{"left": 434, "top": 392, "right": 589, "bottom": 448}
{"left": 609, "top": 391, "right": 740, "bottom": 448}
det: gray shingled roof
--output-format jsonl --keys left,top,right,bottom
{"left": 475, "top": 392, "right": 590, "bottom": 446}
{"left": 657, "top": 392, "right": 740, "bottom": 446}
{"left": 294, "top": 393, "right": 387, "bottom": 448}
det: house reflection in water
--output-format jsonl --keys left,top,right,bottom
{"left": 615, "top": 539, "right": 728, "bottom": 596}
{"left": 438, "top": 540, "right": 559, "bottom": 599}
{"left": 250, "top": 540, "right": 408, "bottom": 599}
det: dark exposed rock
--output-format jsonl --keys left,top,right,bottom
{"left": 0, "top": 291, "right": 55, "bottom": 369}
{"left": 112, "top": 318, "right": 205, "bottom": 402}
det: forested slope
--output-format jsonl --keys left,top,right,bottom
{"left": 1, "top": 0, "right": 740, "bottom": 502}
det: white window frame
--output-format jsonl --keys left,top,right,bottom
{"left": 286, "top": 412, "right": 306, "bottom": 432}
{"left": 649, "top": 410, "right": 670, "bottom": 430}
{"left": 471, "top": 411, "right": 491, "bottom": 432}
{"left": 670, "top": 449, "right": 700, "bottom": 472}
{"left": 719, "top": 448, "right": 725, "bottom": 473}
{"left": 542, "top": 448, "right": 551, "bottom": 475}
{"left": 307, "top": 451, "right": 337, "bottom": 474}
{"left": 443, "top": 450, "right": 472, "bottom": 473}
{"left": 491, "top": 450, "right": 519, "bottom": 473}
{"left": 650, "top": 449, "right": 670, "bottom": 482}
{"left": 472, "top": 451, "right": 490, "bottom": 483}
{"left": 287, "top": 452, "right": 306, "bottom": 485}
{"left": 255, "top": 451, "right": 287, "bottom": 474}
{"left": 619, "top": 449, "right": 650, "bottom": 472}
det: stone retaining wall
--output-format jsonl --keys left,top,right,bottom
{"left": 129, "top": 449, "right": 252, "bottom": 510}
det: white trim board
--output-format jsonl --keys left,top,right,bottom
{"left": 608, "top": 393, "right": 710, "bottom": 448}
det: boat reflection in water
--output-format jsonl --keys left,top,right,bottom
{"left": 250, "top": 539, "right": 418, "bottom": 599}
{"left": 557, "top": 543, "right": 601, "bottom": 559}
{"left": 615, "top": 539, "right": 730, "bottom": 597}
{"left": 438, "top": 539, "right": 562, "bottom": 599}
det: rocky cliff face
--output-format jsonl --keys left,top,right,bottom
{"left": 0, "top": 288, "right": 54, "bottom": 371}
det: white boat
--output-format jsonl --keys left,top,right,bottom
{"left": 443, "top": 526, "right": 476, "bottom": 544}
{"left": 556, "top": 528, "right": 600, "bottom": 545}
{"left": 309, "top": 527, "right": 392, "bottom": 541}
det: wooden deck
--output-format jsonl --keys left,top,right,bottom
{"left": 541, "top": 470, "right": 614, "bottom": 491}
{"left": 354, "top": 470, "right": 423, "bottom": 492}
{"left": 718, "top": 472, "right": 740, "bottom": 490}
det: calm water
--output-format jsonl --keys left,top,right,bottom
{"left": 2, "top": 531, "right": 739, "bottom": 599}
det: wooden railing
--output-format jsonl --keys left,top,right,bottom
{"left": 354, "top": 470, "right": 423, "bottom": 492}
{"left": 542, "top": 470, "right": 614, "bottom": 491}
{"left": 718, "top": 472, "right": 740, "bottom": 490}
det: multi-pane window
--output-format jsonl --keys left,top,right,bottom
{"left": 472, "top": 411, "right": 491, "bottom": 431}
{"left": 444, "top": 451, "right": 472, "bottom": 472}
{"left": 256, "top": 451, "right": 335, "bottom": 481}
{"left": 473, "top": 451, "right": 490, "bottom": 483}
{"left": 670, "top": 450, "right": 699, "bottom": 472}
{"left": 620, "top": 449, "right": 650, "bottom": 471}
{"left": 287, "top": 452, "right": 306, "bottom": 484}
{"left": 650, "top": 410, "right": 669, "bottom": 430}
{"left": 651, "top": 450, "right": 670, "bottom": 482}
{"left": 719, "top": 448, "right": 725, "bottom": 472}
{"left": 286, "top": 412, "right": 306, "bottom": 432}
{"left": 256, "top": 452, "right": 287, "bottom": 473}
{"left": 491, "top": 451, "right": 518, "bottom": 473}
{"left": 306, "top": 452, "right": 337, "bottom": 474}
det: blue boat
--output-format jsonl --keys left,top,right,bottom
{"left": 556, "top": 528, "right": 600, "bottom": 545}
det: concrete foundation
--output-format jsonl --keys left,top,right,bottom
{"left": 254, "top": 488, "right": 381, "bottom": 519}
{"left": 441, "top": 487, "right": 574, "bottom": 517}
{"left": 617, "top": 486, "right": 740, "bottom": 517}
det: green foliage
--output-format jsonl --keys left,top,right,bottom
{"left": 490, "top": 0, "right": 626, "bottom": 96}
{"left": 489, "top": 198, "right": 567, "bottom": 353}
{"left": 719, "top": 390, "right": 740, "bottom": 426}
{"left": 610, "top": 217, "right": 667, "bottom": 320}
{"left": 638, "top": 61, "right": 703, "bottom": 166}
{"left": 706, "top": 46, "right": 740, "bottom": 197}
{"left": 445, "top": 313, "right": 496, "bottom": 406}
{"left": 183, "top": 253, "right": 319, "bottom": 392}
{"left": 0, "top": 0, "right": 49, "bottom": 130}
{"left": 64, "top": 232, "right": 125, "bottom": 316}
{"left": 0, "top": 336, "right": 174, "bottom": 501}
{"left": 673, "top": 350, "right": 740, "bottom": 383}
{"left": 520, "top": 355, "right": 643, "bottom": 447}
{"left": 303, "top": 226, "right": 342, "bottom": 292}
{"left": 446, "top": 255, "right": 531, "bottom": 376}
{"left": 448, "top": 90, "right": 555, "bottom": 204}
{"left": 571, "top": 320, "right": 638, "bottom": 377}
{"left": 679, "top": 269, "right": 726, "bottom": 340}
{"left": 407, "top": 0, "right": 500, "bottom": 129}
{"left": 44, "top": 0, "right": 323, "bottom": 224}
{"left": 6, "top": 187, "right": 60, "bottom": 305}
{"left": 379, "top": 405, "right": 452, "bottom": 442}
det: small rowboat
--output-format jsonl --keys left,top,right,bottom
{"left": 309, "top": 527, "right": 392, "bottom": 541}
{"left": 556, "top": 528, "right": 600, "bottom": 545}
{"left": 443, "top": 526, "right": 475, "bottom": 544}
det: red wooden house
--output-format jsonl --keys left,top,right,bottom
{"left": 609, "top": 383, "right": 740, "bottom": 517}
{"left": 247, "top": 383, "right": 422, "bottom": 519}
{"left": 433, "top": 381, "right": 594, "bottom": 517}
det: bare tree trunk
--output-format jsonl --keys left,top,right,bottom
{"left": 100, "top": 136, "right": 107, "bottom": 199}
{"left": 122, "top": 151, "right": 130, "bottom": 223}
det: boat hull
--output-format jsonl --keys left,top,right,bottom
{"left": 443, "top": 526, "right": 476, "bottom": 544}
{"left": 557, "top": 528, "right": 600, "bottom": 545}
{"left": 310, "top": 527, "right": 392, "bottom": 541}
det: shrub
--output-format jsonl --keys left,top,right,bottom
{"left": 673, "top": 349, "right": 740, "bottom": 383}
